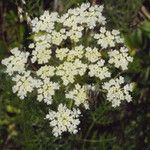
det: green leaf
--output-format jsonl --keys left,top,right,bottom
{"left": 18, "top": 25, "right": 25, "bottom": 44}
{"left": 0, "top": 40, "right": 7, "bottom": 60}
{"left": 141, "top": 21, "right": 150, "bottom": 38}
{"left": 141, "top": 21, "right": 150, "bottom": 33}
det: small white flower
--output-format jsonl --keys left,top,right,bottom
{"left": 37, "top": 65, "right": 55, "bottom": 79}
{"left": 28, "top": 43, "right": 35, "bottom": 49}
{"left": 85, "top": 47, "right": 100, "bottom": 63}
{"left": 88, "top": 60, "right": 111, "bottom": 80}
{"left": 31, "top": 11, "right": 59, "bottom": 33}
{"left": 102, "top": 76, "right": 133, "bottom": 107}
{"left": 56, "top": 59, "right": 87, "bottom": 85}
{"left": 46, "top": 104, "right": 81, "bottom": 137}
{"left": 51, "top": 31, "right": 67, "bottom": 45}
{"left": 56, "top": 48, "right": 69, "bottom": 61}
{"left": 12, "top": 71, "right": 38, "bottom": 99}
{"left": 94, "top": 28, "right": 115, "bottom": 49}
{"left": 31, "top": 40, "right": 51, "bottom": 64}
{"left": 94, "top": 28, "right": 124, "bottom": 49}
{"left": 37, "top": 78, "right": 59, "bottom": 105}
{"left": 1, "top": 47, "right": 29, "bottom": 75}
{"left": 66, "top": 84, "right": 89, "bottom": 109}
{"left": 112, "top": 29, "right": 120, "bottom": 35}
{"left": 108, "top": 47, "right": 133, "bottom": 70}
{"left": 67, "top": 45, "right": 84, "bottom": 61}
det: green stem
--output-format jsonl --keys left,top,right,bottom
{"left": 69, "top": 99, "right": 73, "bottom": 109}
{"left": 77, "top": 138, "right": 116, "bottom": 143}
{"left": 82, "top": 121, "right": 95, "bottom": 149}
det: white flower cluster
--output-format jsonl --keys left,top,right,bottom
{"left": 46, "top": 104, "right": 81, "bottom": 137}
{"left": 1, "top": 48, "right": 29, "bottom": 75}
{"left": 108, "top": 47, "right": 133, "bottom": 70}
{"left": 85, "top": 47, "right": 100, "bottom": 63}
{"left": 56, "top": 45, "right": 84, "bottom": 62}
{"left": 66, "top": 84, "right": 89, "bottom": 109}
{"left": 56, "top": 59, "right": 87, "bottom": 85}
{"left": 88, "top": 60, "right": 111, "bottom": 80}
{"left": 30, "top": 37, "right": 52, "bottom": 64}
{"left": 31, "top": 11, "right": 59, "bottom": 33}
{"left": 102, "top": 76, "right": 133, "bottom": 107}
{"left": 12, "top": 71, "right": 40, "bottom": 99}
{"left": 62, "top": 3, "right": 105, "bottom": 27}
{"left": 37, "top": 65, "right": 55, "bottom": 79}
{"left": 37, "top": 78, "right": 59, "bottom": 105}
{"left": 94, "top": 27, "right": 124, "bottom": 49}
{"left": 2, "top": 3, "right": 134, "bottom": 137}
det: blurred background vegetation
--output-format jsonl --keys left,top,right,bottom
{"left": 0, "top": 0, "right": 150, "bottom": 149}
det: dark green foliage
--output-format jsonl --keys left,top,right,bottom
{"left": 0, "top": 0, "right": 150, "bottom": 149}
{"left": 103, "top": 0, "right": 144, "bottom": 33}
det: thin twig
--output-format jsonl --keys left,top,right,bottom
{"left": 77, "top": 137, "right": 116, "bottom": 143}
{"left": 141, "top": 6, "right": 150, "bottom": 20}
{"left": 54, "top": 0, "right": 58, "bottom": 11}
